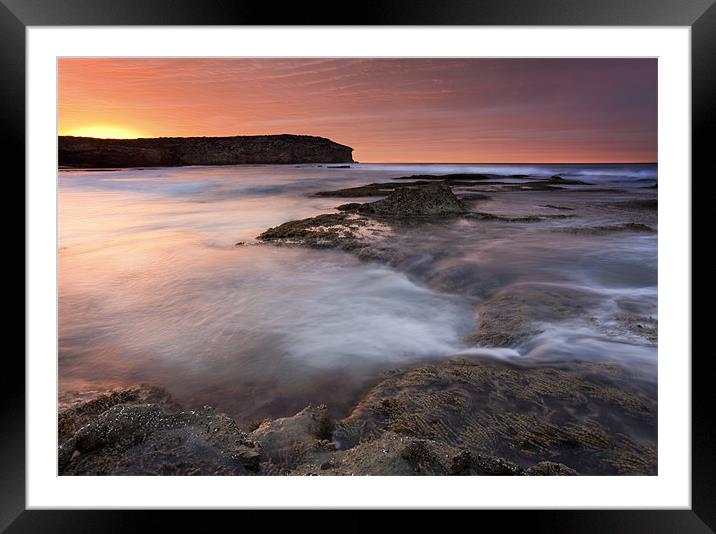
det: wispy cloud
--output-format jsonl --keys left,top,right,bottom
{"left": 58, "top": 58, "right": 657, "bottom": 162}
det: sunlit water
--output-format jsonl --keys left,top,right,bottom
{"left": 59, "top": 163, "right": 657, "bottom": 421}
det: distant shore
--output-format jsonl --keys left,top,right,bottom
{"left": 58, "top": 134, "right": 354, "bottom": 168}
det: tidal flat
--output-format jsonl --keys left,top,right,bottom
{"left": 58, "top": 162, "right": 657, "bottom": 475}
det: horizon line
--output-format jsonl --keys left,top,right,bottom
{"left": 355, "top": 161, "right": 658, "bottom": 165}
{"left": 57, "top": 135, "right": 657, "bottom": 166}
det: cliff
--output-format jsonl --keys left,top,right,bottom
{"left": 58, "top": 134, "right": 354, "bottom": 168}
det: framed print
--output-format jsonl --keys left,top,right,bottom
{"left": 6, "top": 0, "right": 712, "bottom": 530}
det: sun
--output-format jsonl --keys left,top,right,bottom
{"left": 61, "top": 124, "right": 146, "bottom": 139}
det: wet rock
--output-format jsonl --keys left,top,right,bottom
{"left": 554, "top": 222, "right": 655, "bottom": 235}
{"left": 605, "top": 199, "right": 657, "bottom": 211}
{"left": 465, "top": 212, "right": 573, "bottom": 223}
{"left": 393, "top": 173, "right": 494, "bottom": 182}
{"left": 503, "top": 183, "right": 565, "bottom": 191}
{"left": 540, "top": 204, "right": 574, "bottom": 211}
{"left": 316, "top": 432, "right": 455, "bottom": 476}
{"left": 256, "top": 213, "right": 365, "bottom": 246}
{"left": 358, "top": 182, "right": 467, "bottom": 218}
{"left": 315, "top": 178, "right": 495, "bottom": 198}
{"left": 450, "top": 450, "right": 525, "bottom": 476}
{"left": 602, "top": 314, "right": 658, "bottom": 344}
{"left": 526, "top": 461, "right": 578, "bottom": 476}
{"left": 315, "top": 182, "right": 418, "bottom": 198}
{"left": 335, "top": 202, "right": 364, "bottom": 212}
{"left": 467, "top": 284, "right": 602, "bottom": 347}
{"left": 249, "top": 405, "right": 335, "bottom": 469}
{"left": 544, "top": 176, "right": 592, "bottom": 185}
{"left": 60, "top": 356, "right": 656, "bottom": 476}
{"left": 400, "top": 440, "right": 447, "bottom": 475}
{"left": 458, "top": 193, "right": 492, "bottom": 201}
{"left": 58, "top": 385, "right": 178, "bottom": 444}
{"left": 58, "top": 386, "right": 260, "bottom": 475}
{"left": 334, "top": 357, "right": 656, "bottom": 475}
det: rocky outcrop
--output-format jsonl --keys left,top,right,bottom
{"left": 466, "top": 284, "right": 603, "bottom": 347}
{"left": 58, "top": 386, "right": 261, "bottom": 475}
{"left": 58, "top": 134, "right": 354, "bottom": 168}
{"left": 553, "top": 222, "right": 655, "bottom": 235}
{"left": 333, "top": 357, "right": 657, "bottom": 475}
{"left": 357, "top": 182, "right": 467, "bottom": 218}
{"left": 59, "top": 354, "right": 657, "bottom": 475}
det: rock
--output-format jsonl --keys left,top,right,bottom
{"left": 504, "top": 183, "right": 565, "bottom": 191}
{"left": 59, "top": 356, "right": 656, "bottom": 476}
{"left": 315, "top": 182, "right": 419, "bottom": 198}
{"left": 603, "top": 314, "right": 658, "bottom": 344}
{"left": 526, "top": 461, "right": 578, "bottom": 476}
{"left": 450, "top": 450, "right": 525, "bottom": 476}
{"left": 57, "top": 385, "right": 178, "bottom": 443}
{"left": 605, "top": 199, "right": 658, "bottom": 211}
{"left": 459, "top": 193, "right": 491, "bottom": 201}
{"left": 358, "top": 182, "right": 466, "bottom": 218}
{"left": 465, "top": 212, "right": 573, "bottom": 223}
{"left": 335, "top": 203, "right": 364, "bottom": 212}
{"left": 393, "top": 173, "right": 493, "bottom": 182}
{"left": 256, "top": 213, "right": 366, "bottom": 246}
{"left": 333, "top": 357, "right": 657, "bottom": 475}
{"left": 58, "top": 134, "right": 353, "bottom": 168}
{"left": 314, "top": 432, "right": 456, "bottom": 476}
{"left": 545, "top": 176, "right": 592, "bottom": 185}
{"left": 400, "top": 440, "right": 446, "bottom": 475}
{"left": 540, "top": 204, "right": 574, "bottom": 211}
{"left": 58, "top": 386, "right": 261, "bottom": 475}
{"left": 249, "top": 405, "right": 334, "bottom": 469}
{"left": 554, "top": 222, "right": 655, "bottom": 235}
{"left": 467, "top": 284, "right": 602, "bottom": 347}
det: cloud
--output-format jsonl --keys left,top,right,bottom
{"left": 58, "top": 58, "right": 657, "bottom": 162}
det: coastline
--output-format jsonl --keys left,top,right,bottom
{"left": 59, "top": 166, "right": 657, "bottom": 476}
{"left": 58, "top": 355, "right": 656, "bottom": 476}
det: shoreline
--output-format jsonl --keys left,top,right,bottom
{"left": 59, "top": 168, "right": 658, "bottom": 476}
{"left": 58, "top": 355, "right": 656, "bottom": 476}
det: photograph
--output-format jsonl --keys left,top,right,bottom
{"left": 56, "top": 57, "right": 659, "bottom": 477}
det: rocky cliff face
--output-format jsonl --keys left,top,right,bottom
{"left": 58, "top": 134, "right": 354, "bottom": 168}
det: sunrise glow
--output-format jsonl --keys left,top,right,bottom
{"left": 62, "top": 124, "right": 146, "bottom": 139}
{"left": 58, "top": 58, "right": 657, "bottom": 162}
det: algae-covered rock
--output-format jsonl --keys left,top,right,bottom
{"left": 256, "top": 213, "right": 365, "bottom": 246}
{"left": 58, "top": 386, "right": 260, "bottom": 475}
{"left": 358, "top": 182, "right": 467, "bottom": 218}
{"left": 554, "top": 222, "right": 655, "bottom": 235}
{"left": 334, "top": 357, "right": 656, "bottom": 475}
{"left": 526, "top": 461, "right": 578, "bottom": 476}
{"left": 59, "top": 356, "right": 654, "bottom": 476}
{"left": 467, "top": 284, "right": 602, "bottom": 347}
{"left": 449, "top": 450, "right": 526, "bottom": 476}
{"left": 249, "top": 405, "right": 335, "bottom": 470}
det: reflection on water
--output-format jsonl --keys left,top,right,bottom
{"left": 59, "top": 163, "right": 657, "bottom": 421}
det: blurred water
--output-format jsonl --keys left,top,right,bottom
{"left": 59, "top": 163, "right": 657, "bottom": 420}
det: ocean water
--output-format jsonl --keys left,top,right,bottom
{"left": 59, "top": 163, "right": 657, "bottom": 421}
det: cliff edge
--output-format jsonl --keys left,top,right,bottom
{"left": 58, "top": 134, "right": 354, "bottom": 168}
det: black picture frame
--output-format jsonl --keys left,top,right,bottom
{"left": 5, "top": 0, "right": 710, "bottom": 530}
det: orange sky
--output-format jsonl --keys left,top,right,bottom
{"left": 58, "top": 58, "right": 657, "bottom": 163}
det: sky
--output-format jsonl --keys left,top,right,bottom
{"left": 58, "top": 58, "right": 657, "bottom": 163}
